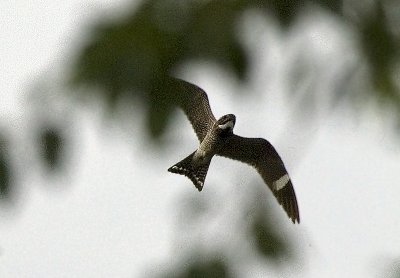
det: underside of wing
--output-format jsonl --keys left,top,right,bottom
{"left": 170, "top": 78, "right": 216, "bottom": 142}
{"left": 217, "top": 135, "right": 300, "bottom": 223}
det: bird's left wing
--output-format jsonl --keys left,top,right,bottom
{"left": 216, "top": 135, "right": 300, "bottom": 223}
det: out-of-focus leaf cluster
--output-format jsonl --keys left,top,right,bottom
{"left": 71, "top": 0, "right": 400, "bottom": 140}
{"left": 0, "top": 83, "right": 68, "bottom": 204}
{"left": 162, "top": 256, "right": 233, "bottom": 278}
{"left": 252, "top": 215, "right": 289, "bottom": 260}
{"left": 359, "top": 1, "right": 399, "bottom": 103}
{"left": 153, "top": 186, "right": 297, "bottom": 277}
{"left": 0, "top": 136, "right": 11, "bottom": 199}
{"left": 0, "top": 124, "right": 66, "bottom": 203}
{"left": 72, "top": 0, "right": 251, "bottom": 138}
{"left": 248, "top": 186, "right": 295, "bottom": 266}
{"left": 39, "top": 126, "right": 65, "bottom": 171}
{"left": 382, "top": 258, "right": 400, "bottom": 278}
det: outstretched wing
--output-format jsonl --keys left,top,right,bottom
{"left": 172, "top": 78, "right": 216, "bottom": 142}
{"left": 217, "top": 135, "right": 300, "bottom": 223}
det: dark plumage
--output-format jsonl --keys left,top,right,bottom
{"left": 168, "top": 78, "right": 300, "bottom": 224}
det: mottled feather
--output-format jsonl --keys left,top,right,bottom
{"left": 173, "top": 79, "right": 216, "bottom": 142}
{"left": 168, "top": 152, "right": 210, "bottom": 191}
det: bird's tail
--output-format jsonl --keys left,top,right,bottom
{"left": 168, "top": 152, "right": 210, "bottom": 191}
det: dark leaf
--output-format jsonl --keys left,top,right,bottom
{"left": 359, "top": 2, "right": 399, "bottom": 100}
{"left": 163, "top": 257, "right": 233, "bottom": 278}
{"left": 183, "top": 259, "right": 231, "bottom": 278}
{"left": 39, "top": 127, "right": 64, "bottom": 171}
{"left": 0, "top": 137, "right": 11, "bottom": 199}
{"left": 252, "top": 215, "right": 288, "bottom": 261}
{"left": 0, "top": 154, "right": 11, "bottom": 199}
{"left": 312, "top": 0, "right": 342, "bottom": 15}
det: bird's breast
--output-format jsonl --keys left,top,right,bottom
{"left": 195, "top": 131, "right": 219, "bottom": 159}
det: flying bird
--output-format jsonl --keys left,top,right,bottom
{"left": 167, "top": 78, "right": 300, "bottom": 224}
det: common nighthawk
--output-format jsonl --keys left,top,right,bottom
{"left": 167, "top": 78, "right": 300, "bottom": 223}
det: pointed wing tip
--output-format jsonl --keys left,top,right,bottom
{"left": 273, "top": 181, "right": 300, "bottom": 225}
{"left": 291, "top": 215, "right": 300, "bottom": 224}
{"left": 288, "top": 204, "right": 300, "bottom": 224}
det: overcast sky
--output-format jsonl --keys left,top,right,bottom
{"left": 1, "top": 1, "right": 400, "bottom": 278}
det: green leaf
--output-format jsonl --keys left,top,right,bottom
{"left": 0, "top": 137, "right": 11, "bottom": 199}
{"left": 39, "top": 127, "right": 64, "bottom": 171}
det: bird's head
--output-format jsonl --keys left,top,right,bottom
{"left": 216, "top": 114, "right": 236, "bottom": 133}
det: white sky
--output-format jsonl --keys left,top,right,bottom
{"left": 1, "top": 1, "right": 400, "bottom": 278}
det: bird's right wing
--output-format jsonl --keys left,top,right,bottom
{"left": 171, "top": 78, "right": 216, "bottom": 142}
{"left": 217, "top": 135, "right": 300, "bottom": 223}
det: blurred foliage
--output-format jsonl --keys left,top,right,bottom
{"left": 359, "top": 1, "right": 399, "bottom": 104}
{"left": 248, "top": 186, "right": 295, "bottom": 266}
{"left": 151, "top": 186, "right": 297, "bottom": 277}
{"left": 72, "top": 0, "right": 251, "bottom": 137}
{"left": 162, "top": 257, "right": 233, "bottom": 278}
{"left": 39, "top": 127, "right": 64, "bottom": 171}
{"left": 252, "top": 215, "right": 288, "bottom": 260}
{"left": 382, "top": 259, "right": 400, "bottom": 278}
{"left": 0, "top": 136, "right": 11, "bottom": 199}
{"left": 70, "top": 0, "right": 400, "bottom": 140}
